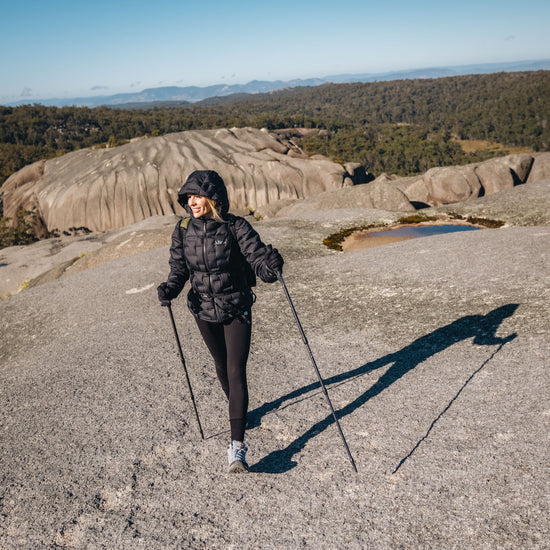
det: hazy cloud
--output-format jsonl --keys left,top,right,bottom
{"left": 20, "top": 87, "right": 32, "bottom": 97}
{"left": 504, "top": 35, "right": 516, "bottom": 41}
{"left": 91, "top": 85, "right": 109, "bottom": 91}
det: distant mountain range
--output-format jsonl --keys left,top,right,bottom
{"left": 7, "top": 59, "right": 550, "bottom": 108}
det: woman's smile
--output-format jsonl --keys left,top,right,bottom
{"left": 188, "top": 194, "right": 212, "bottom": 218}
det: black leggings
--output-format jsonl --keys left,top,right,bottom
{"left": 195, "top": 315, "right": 251, "bottom": 442}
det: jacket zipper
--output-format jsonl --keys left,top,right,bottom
{"left": 202, "top": 221, "right": 209, "bottom": 271}
{"left": 202, "top": 221, "right": 220, "bottom": 322}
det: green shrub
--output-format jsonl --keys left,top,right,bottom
{"left": 0, "top": 209, "right": 40, "bottom": 248}
{"left": 466, "top": 216, "right": 505, "bottom": 228}
{"left": 397, "top": 214, "right": 439, "bottom": 224}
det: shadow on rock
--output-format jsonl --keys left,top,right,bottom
{"left": 249, "top": 304, "right": 519, "bottom": 474}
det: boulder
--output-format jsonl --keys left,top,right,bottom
{"left": 423, "top": 165, "right": 482, "bottom": 205}
{"left": 381, "top": 154, "right": 538, "bottom": 208}
{"left": 505, "top": 153, "right": 535, "bottom": 182}
{"left": 392, "top": 175, "right": 432, "bottom": 207}
{"left": 0, "top": 160, "right": 46, "bottom": 214}
{"left": 372, "top": 173, "right": 401, "bottom": 184}
{"left": 366, "top": 180, "right": 415, "bottom": 212}
{"left": 0, "top": 128, "right": 353, "bottom": 233}
{"left": 474, "top": 154, "right": 534, "bottom": 195}
{"left": 526, "top": 152, "right": 550, "bottom": 183}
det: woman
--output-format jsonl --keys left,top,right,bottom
{"left": 157, "top": 170, "right": 284, "bottom": 473}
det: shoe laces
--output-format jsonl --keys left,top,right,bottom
{"left": 230, "top": 440, "right": 248, "bottom": 463}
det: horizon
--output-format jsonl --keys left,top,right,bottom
{"left": 4, "top": 58, "right": 550, "bottom": 108}
{"left": 2, "top": 0, "right": 550, "bottom": 104}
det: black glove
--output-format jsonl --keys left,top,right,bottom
{"left": 157, "top": 282, "right": 179, "bottom": 306}
{"left": 265, "top": 245, "right": 284, "bottom": 274}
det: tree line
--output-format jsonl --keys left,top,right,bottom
{"left": 1, "top": 70, "right": 548, "bottom": 188}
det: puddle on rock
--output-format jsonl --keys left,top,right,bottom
{"left": 343, "top": 223, "right": 481, "bottom": 252}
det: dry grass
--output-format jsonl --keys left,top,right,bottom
{"left": 451, "top": 138, "right": 533, "bottom": 155}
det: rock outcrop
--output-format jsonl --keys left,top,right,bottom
{"left": 1, "top": 213, "right": 548, "bottom": 548}
{"left": 526, "top": 151, "right": 550, "bottom": 182}
{"left": 3, "top": 128, "right": 550, "bottom": 231}
{"left": 0, "top": 128, "right": 355, "bottom": 233}
{"left": 390, "top": 152, "right": 547, "bottom": 207}
{"left": 257, "top": 178, "right": 415, "bottom": 218}
{"left": 253, "top": 152, "right": 550, "bottom": 218}
{"left": 425, "top": 179, "right": 550, "bottom": 226}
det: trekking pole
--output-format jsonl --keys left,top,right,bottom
{"left": 166, "top": 303, "right": 204, "bottom": 439}
{"left": 276, "top": 271, "right": 357, "bottom": 472}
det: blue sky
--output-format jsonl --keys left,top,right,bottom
{"left": 1, "top": 0, "right": 549, "bottom": 103}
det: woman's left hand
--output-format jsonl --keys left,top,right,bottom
{"left": 265, "top": 245, "right": 284, "bottom": 273}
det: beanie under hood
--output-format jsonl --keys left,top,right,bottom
{"left": 177, "top": 170, "right": 230, "bottom": 216}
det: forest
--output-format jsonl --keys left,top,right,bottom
{"left": 1, "top": 70, "right": 549, "bottom": 188}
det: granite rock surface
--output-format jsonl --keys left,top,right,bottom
{"left": 0, "top": 128, "right": 355, "bottom": 233}
{"left": 0, "top": 180, "right": 549, "bottom": 548}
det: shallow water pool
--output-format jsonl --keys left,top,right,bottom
{"left": 362, "top": 224, "right": 481, "bottom": 240}
{"left": 343, "top": 223, "right": 482, "bottom": 252}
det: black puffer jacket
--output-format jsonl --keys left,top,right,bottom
{"left": 164, "top": 170, "right": 278, "bottom": 323}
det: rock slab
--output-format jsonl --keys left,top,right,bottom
{"left": 0, "top": 128, "right": 354, "bottom": 233}
{"left": 0, "top": 220, "right": 548, "bottom": 548}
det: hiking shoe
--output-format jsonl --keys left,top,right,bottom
{"left": 227, "top": 440, "right": 249, "bottom": 473}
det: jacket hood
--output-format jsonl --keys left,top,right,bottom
{"left": 177, "top": 170, "right": 230, "bottom": 216}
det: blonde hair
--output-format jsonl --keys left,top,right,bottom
{"left": 205, "top": 197, "right": 224, "bottom": 222}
